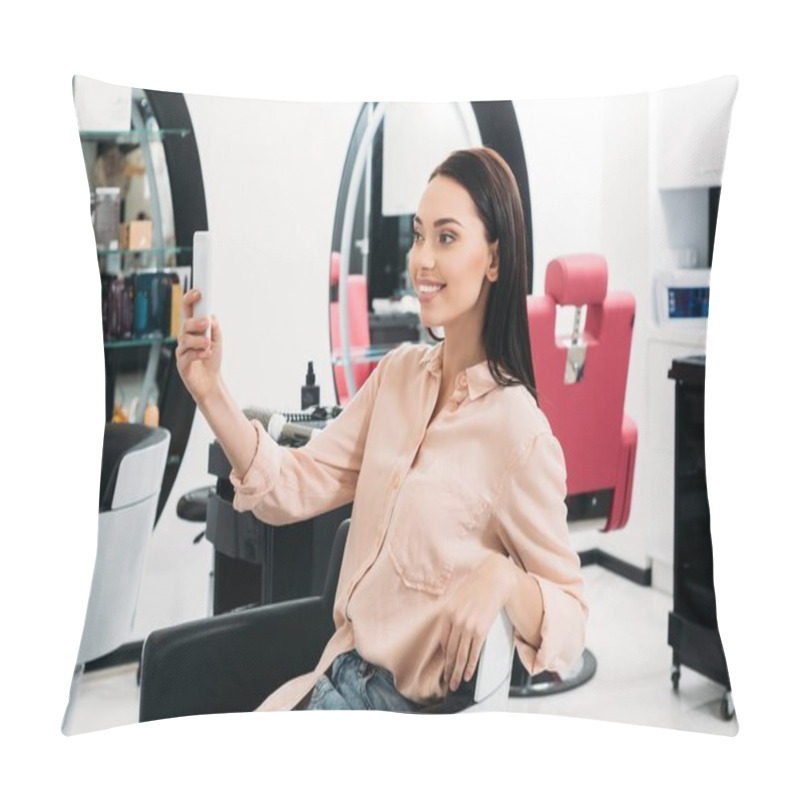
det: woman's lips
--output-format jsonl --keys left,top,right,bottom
{"left": 416, "top": 283, "right": 445, "bottom": 302}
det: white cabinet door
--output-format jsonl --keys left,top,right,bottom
{"left": 656, "top": 76, "right": 738, "bottom": 189}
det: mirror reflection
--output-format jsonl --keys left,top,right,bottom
{"left": 330, "top": 102, "right": 484, "bottom": 402}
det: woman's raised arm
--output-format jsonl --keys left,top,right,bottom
{"left": 176, "top": 288, "right": 393, "bottom": 526}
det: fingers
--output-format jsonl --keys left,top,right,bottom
{"left": 209, "top": 315, "right": 221, "bottom": 343}
{"left": 182, "top": 288, "right": 201, "bottom": 318}
{"left": 463, "top": 643, "right": 481, "bottom": 685}
{"left": 183, "top": 314, "right": 211, "bottom": 335}
{"left": 450, "top": 635, "right": 473, "bottom": 692}
{"left": 176, "top": 316, "right": 213, "bottom": 360}
{"left": 176, "top": 333, "right": 212, "bottom": 358}
{"left": 442, "top": 618, "right": 481, "bottom": 692}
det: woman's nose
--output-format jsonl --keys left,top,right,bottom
{"left": 413, "top": 240, "right": 435, "bottom": 269}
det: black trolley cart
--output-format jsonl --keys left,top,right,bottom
{"left": 667, "top": 355, "right": 734, "bottom": 720}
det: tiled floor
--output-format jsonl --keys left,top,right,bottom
{"left": 61, "top": 565, "right": 738, "bottom": 737}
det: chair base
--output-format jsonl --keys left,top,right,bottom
{"left": 509, "top": 648, "right": 597, "bottom": 698}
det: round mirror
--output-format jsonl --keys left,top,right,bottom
{"left": 329, "top": 101, "right": 533, "bottom": 404}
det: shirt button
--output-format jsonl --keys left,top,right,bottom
{"left": 448, "top": 400, "right": 458, "bottom": 411}
{"left": 392, "top": 474, "right": 401, "bottom": 489}
{"left": 458, "top": 374, "right": 467, "bottom": 389}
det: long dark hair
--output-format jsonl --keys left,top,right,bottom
{"left": 428, "top": 147, "right": 536, "bottom": 398}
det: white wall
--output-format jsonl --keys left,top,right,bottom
{"left": 596, "top": 91, "right": 653, "bottom": 569}
{"left": 515, "top": 95, "right": 605, "bottom": 290}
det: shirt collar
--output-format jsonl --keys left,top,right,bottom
{"left": 421, "top": 341, "right": 499, "bottom": 402}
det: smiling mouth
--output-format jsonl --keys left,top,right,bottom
{"left": 417, "top": 284, "right": 445, "bottom": 295}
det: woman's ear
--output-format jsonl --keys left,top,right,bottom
{"left": 487, "top": 242, "right": 500, "bottom": 282}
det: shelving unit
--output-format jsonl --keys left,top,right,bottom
{"left": 75, "top": 80, "right": 207, "bottom": 523}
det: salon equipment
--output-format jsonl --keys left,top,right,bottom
{"left": 667, "top": 356, "right": 734, "bottom": 720}
{"left": 653, "top": 268, "right": 710, "bottom": 327}
{"left": 527, "top": 253, "right": 638, "bottom": 531}
{"left": 65, "top": 421, "right": 170, "bottom": 734}
{"left": 76, "top": 423, "right": 170, "bottom": 666}
{"left": 139, "top": 519, "right": 515, "bottom": 720}
{"left": 241, "top": 406, "right": 324, "bottom": 446}
{"left": 204, "top": 435, "right": 351, "bottom": 615}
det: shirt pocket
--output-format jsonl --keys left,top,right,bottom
{"left": 387, "top": 477, "right": 490, "bottom": 596}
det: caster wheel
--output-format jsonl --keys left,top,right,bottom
{"left": 671, "top": 664, "right": 680, "bottom": 691}
{"left": 720, "top": 691, "right": 735, "bottom": 721}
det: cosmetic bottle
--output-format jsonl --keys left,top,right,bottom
{"left": 143, "top": 391, "right": 160, "bottom": 428}
{"left": 301, "top": 361, "right": 320, "bottom": 410}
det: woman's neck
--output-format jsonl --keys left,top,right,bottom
{"left": 439, "top": 328, "right": 486, "bottom": 390}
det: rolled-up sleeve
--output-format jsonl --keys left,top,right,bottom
{"left": 229, "top": 349, "right": 393, "bottom": 526}
{"left": 493, "top": 432, "right": 588, "bottom": 677}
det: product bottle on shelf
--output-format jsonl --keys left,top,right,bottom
{"left": 144, "top": 391, "right": 160, "bottom": 427}
{"left": 301, "top": 361, "right": 320, "bottom": 410}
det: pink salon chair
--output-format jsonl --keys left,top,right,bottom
{"left": 329, "top": 252, "right": 375, "bottom": 405}
{"left": 512, "top": 253, "right": 637, "bottom": 697}
{"left": 528, "top": 253, "right": 637, "bottom": 531}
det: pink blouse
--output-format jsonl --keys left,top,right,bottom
{"left": 229, "top": 341, "right": 587, "bottom": 711}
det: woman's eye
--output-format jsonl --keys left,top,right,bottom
{"left": 412, "top": 231, "right": 422, "bottom": 242}
{"left": 440, "top": 232, "right": 455, "bottom": 244}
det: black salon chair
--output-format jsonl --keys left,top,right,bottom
{"left": 139, "top": 520, "right": 514, "bottom": 720}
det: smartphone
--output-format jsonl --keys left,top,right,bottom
{"left": 192, "top": 231, "right": 212, "bottom": 338}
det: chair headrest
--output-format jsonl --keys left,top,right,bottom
{"left": 545, "top": 254, "right": 608, "bottom": 306}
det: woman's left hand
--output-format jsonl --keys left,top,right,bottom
{"left": 439, "top": 553, "right": 518, "bottom": 692}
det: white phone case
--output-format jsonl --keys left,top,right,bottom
{"left": 192, "top": 231, "right": 212, "bottom": 338}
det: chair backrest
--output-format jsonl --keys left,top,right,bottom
{"left": 528, "top": 254, "right": 635, "bottom": 497}
{"left": 321, "top": 519, "right": 350, "bottom": 639}
{"left": 330, "top": 251, "right": 373, "bottom": 404}
{"left": 99, "top": 423, "right": 170, "bottom": 510}
{"left": 77, "top": 424, "right": 170, "bottom": 665}
{"left": 470, "top": 610, "right": 515, "bottom": 709}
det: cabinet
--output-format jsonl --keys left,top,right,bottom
{"left": 667, "top": 355, "right": 734, "bottom": 720}
{"left": 205, "top": 440, "right": 352, "bottom": 614}
{"left": 655, "top": 76, "right": 738, "bottom": 189}
{"left": 75, "top": 80, "right": 208, "bottom": 523}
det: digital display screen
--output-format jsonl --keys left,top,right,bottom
{"left": 668, "top": 286, "right": 709, "bottom": 319}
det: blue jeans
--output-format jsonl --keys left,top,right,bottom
{"left": 303, "top": 650, "right": 424, "bottom": 712}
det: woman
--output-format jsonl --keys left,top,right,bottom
{"left": 176, "top": 147, "right": 587, "bottom": 712}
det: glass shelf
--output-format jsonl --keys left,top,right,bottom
{"left": 331, "top": 344, "right": 397, "bottom": 366}
{"left": 104, "top": 336, "right": 177, "bottom": 350}
{"left": 80, "top": 128, "right": 192, "bottom": 145}
{"left": 96, "top": 245, "right": 192, "bottom": 258}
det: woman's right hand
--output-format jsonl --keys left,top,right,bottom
{"left": 175, "top": 289, "right": 222, "bottom": 405}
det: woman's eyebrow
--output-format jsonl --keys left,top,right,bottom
{"left": 413, "top": 215, "right": 463, "bottom": 228}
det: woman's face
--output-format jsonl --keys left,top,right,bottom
{"left": 409, "top": 175, "right": 499, "bottom": 336}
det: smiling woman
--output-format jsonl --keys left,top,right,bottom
{"left": 174, "top": 146, "right": 587, "bottom": 711}
{"left": 412, "top": 149, "right": 536, "bottom": 405}
{"left": 329, "top": 101, "right": 533, "bottom": 403}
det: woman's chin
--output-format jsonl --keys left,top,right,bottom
{"left": 420, "top": 313, "right": 442, "bottom": 331}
